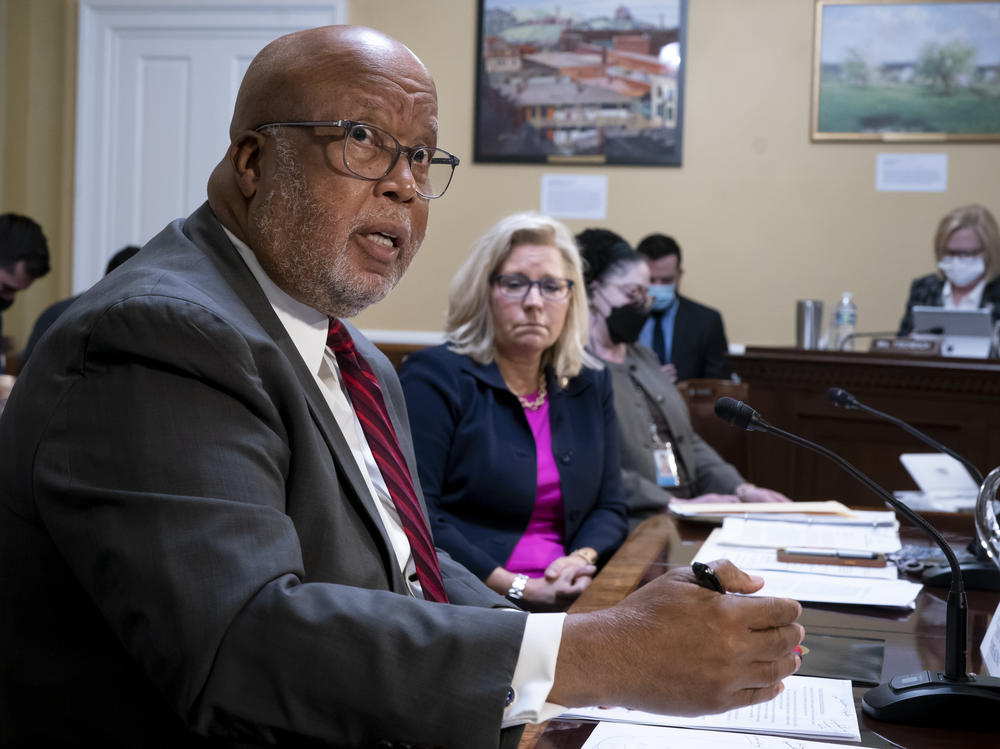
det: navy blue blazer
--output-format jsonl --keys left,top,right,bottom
{"left": 399, "top": 344, "right": 628, "bottom": 580}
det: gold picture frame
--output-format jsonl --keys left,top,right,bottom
{"left": 811, "top": 0, "right": 1000, "bottom": 142}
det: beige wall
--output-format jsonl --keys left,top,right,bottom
{"left": 1, "top": 0, "right": 76, "bottom": 354}
{"left": 4, "top": 0, "right": 1000, "bottom": 353}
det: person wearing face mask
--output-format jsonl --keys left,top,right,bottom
{"left": 635, "top": 232, "right": 730, "bottom": 383}
{"left": 0, "top": 213, "right": 51, "bottom": 374}
{"left": 577, "top": 231, "right": 791, "bottom": 531}
{"left": 898, "top": 204, "right": 1000, "bottom": 337}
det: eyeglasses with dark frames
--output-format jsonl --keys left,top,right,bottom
{"left": 253, "top": 119, "right": 460, "bottom": 199}
{"left": 491, "top": 273, "right": 574, "bottom": 302}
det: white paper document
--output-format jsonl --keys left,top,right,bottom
{"left": 581, "top": 723, "right": 876, "bottom": 749}
{"left": 668, "top": 500, "right": 856, "bottom": 518}
{"left": 563, "top": 675, "right": 860, "bottom": 742}
{"left": 694, "top": 529, "right": 900, "bottom": 580}
{"left": 714, "top": 516, "right": 902, "bottom": 554}
{"left": 746, "top": 569, "right": 922, "bottom": 608}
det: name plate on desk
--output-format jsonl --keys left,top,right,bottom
{"left": 869, "top": 337, "right": 942, "bottom": 355}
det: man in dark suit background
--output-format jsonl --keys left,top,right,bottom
{"left": 637, "top": 233, "right": 731, "bottom": 383}
{"left": 0, "top": 213, "right": 50, "bottom": 373}
{"left": 0, "top": 25, "right": 802, "bottom": 748}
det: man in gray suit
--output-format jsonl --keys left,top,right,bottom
{"left": 0, "top": 26, "right": 803, "bottom": 748}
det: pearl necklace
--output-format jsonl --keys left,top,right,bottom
{"left": 518, "top": 378, "right": 548, "bottom": 411}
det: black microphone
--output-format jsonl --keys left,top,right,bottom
{"left": 714, "top": 396, "right": 1000, "bottom": 728}
{"left": 827, "top": 387, "right": 998, "bottom": 591}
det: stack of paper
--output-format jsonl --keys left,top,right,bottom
{"left": 669, "top": 500, "right": 856, "bottom": 521}
{"left": 581, "top": 724, "right": 876, "bottom": 749}
{"left": 563, "top": 675, "right": 861, "bottom": 742}
{"left": 691, "top": 513, "right": 923, "bottom": 608}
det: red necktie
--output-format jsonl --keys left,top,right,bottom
{"left": 326, "top": 319, "right": 448, "bottom": 603}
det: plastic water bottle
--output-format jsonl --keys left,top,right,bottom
{"left": 834, "top": 292, "right": 857, "bottom": 350}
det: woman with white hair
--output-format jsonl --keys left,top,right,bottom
{"left": 898, "top": 203, "right": 1000, "bottom": 336}
{"left": 399, "top": 212, "right": 627, "bottom": 611}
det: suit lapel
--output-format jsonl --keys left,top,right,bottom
{"left": 181, "top": 205, "right": 402, "bottom": 588}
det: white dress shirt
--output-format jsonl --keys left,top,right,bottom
{"left": 942, "top": 277, "right": 986, "bottom": 311}
{"left": 223, "top": 227, "right": 566, "bottom": 725}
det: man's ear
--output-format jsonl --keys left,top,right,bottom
{"left": 230, "top": 131, "right": 265, "bottom": 199}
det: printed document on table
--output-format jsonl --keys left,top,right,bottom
{"left": 714, "top": 516, "right": 902, "bottom": 554}
{"left": 562, "top": 675, "right": 860, "bottom": 742}
{"left": 581, "top": 723, "right": 878, "bottom": 749}
{"left": 746, "top": 569, "right": 921, "bottom": 608}
{"left": 695, "top": 528, "right": 900, "bottom": 580}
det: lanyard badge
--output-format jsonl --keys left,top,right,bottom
{"left": 649, "top": 424, "right": 680, "bottom": 487}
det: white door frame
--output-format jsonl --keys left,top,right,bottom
{"left": 73, "top": 0, "right": 347, "bottom": 292}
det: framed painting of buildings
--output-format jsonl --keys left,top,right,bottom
{"left": 474, "top": 1, "right": 688, "bottom": 165}
{"left": 812, "top": 0, "right": 1000, "bottom": 142}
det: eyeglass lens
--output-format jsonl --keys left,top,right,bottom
{"left": 344, "top": 122, "right": 455, "bottom": 198}
{"left": 493, "top": 274, "right": 573, "bottom": 301}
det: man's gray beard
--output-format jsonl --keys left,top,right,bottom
{"left": 252, "top": 137, "right": 404, "bottom": 319}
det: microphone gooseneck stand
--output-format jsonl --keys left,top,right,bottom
{"left": 827, "top": 386, "right": 1000, "bottom": 591}
{"left": 713, "top": 396, "right": 1000, "bottom": 728}
{"left": 827, "top": 387, "right": 983, "bottom": 484}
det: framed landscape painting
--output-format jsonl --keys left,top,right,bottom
{"left": 474, "top": 0, "right": 687, "bottom": 165}
{"left": 812, "top": 0, "right": 1000, "bottom": 141}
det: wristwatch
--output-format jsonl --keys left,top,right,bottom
{"left": 507, "top": 573, "right": 530, "bottom": 600}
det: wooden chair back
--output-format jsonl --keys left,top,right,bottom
{"left": 674, "top": 378, "right": 751, "bottom": 477}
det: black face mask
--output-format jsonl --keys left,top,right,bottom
{"left": 605, "top": 303, "right": 649, "bottom": 344}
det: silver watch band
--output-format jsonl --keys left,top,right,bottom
{"left": 507, "top": 573, "right": 530, "bottom": 600}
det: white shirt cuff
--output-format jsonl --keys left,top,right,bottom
{"left": 502, "top": 612, "right": 567, "bottom": 726}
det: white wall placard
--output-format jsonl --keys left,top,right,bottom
{"left": 540, "top": 174, "right": 608, "bottom": 220}
{"left": 875, "top": 153, "right": 948, "bottom": 193}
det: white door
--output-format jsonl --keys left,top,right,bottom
{"left": 73, "top": 0, "right": 347, "bottom": 292}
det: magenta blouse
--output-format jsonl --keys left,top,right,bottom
{"left": 504, "top": 396, "right": 565, "bottom": 576}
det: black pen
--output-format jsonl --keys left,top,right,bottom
{"left": 691, "top": 561, "right": 726, "bottom": 594}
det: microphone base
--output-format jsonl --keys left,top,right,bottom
{"left": 922, "top": 561, "right": 1000, "bottom": 591}
{"left": 862, "top": 671, "right": 1000, "bottom": 728}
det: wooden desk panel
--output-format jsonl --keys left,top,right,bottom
{"left": 728, "top": 347, "right": 1000, "bottom": 507}
{"left": 520, "top": 513, "right": 1000, "bottom": 749}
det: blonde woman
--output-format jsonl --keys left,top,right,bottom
{"left": 898, "top": 204, "right": 1000, "bottom": 336}
{"left": 399, "top": 212, "right": 627, "bottom": 611}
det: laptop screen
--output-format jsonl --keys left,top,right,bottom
{"left": 911, "top": 305, "right": 993, "bottom": 338}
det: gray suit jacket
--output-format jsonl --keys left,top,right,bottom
{"left": 605, "top": 344, "right": 744, "bottom": 531}
{"left": 0, "top": 203, "right": 527, "bottom": 748}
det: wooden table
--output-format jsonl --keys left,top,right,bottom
{"left": 519, "top": 512, "right": 1000, "bottom": 748}
{"left": 728, "top": 347, "right": 1000, "bottom": 506}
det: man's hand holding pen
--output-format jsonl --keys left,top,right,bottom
{"left": 549, "top": 558, "right": 804, "bottom": 717}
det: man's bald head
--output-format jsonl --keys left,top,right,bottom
{"left": 230, "top": 25, "right": 433, "bottom": 136}
{"left": 208, "top": 25, "right": 440, "bottom": 320}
